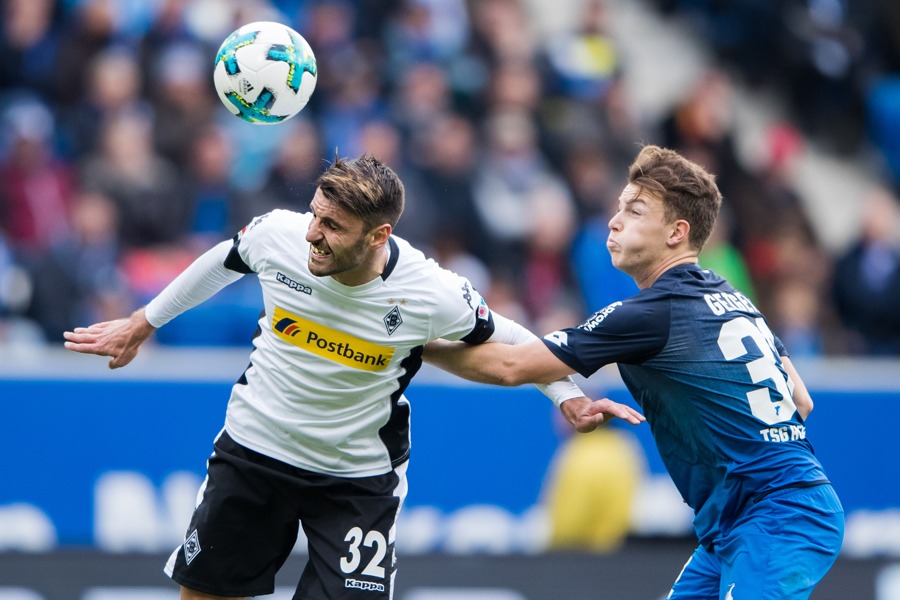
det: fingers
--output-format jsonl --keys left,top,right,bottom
{"left": 583, "top": 399, "right": 646, "bottom": 426}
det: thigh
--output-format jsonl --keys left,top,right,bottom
{"left": 294, "top": 461, "right": 408, "bottom": 600}
{"left": 666, "top": 544, "right": 721, "bottom": 600}
{"left": 717, "top": 484, "right": 844, "bottom": 599}
{"left": 165, "top": 431, "right": 301, "bottom": 598}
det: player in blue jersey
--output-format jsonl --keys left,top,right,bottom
{"left": 425, "top": 145, "right": 844, "bottom": 599}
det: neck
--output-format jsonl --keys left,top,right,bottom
{"left": 633, "top": 253, "right": 698, "bottom": 289}
{"left": 332, "top": 244, "right": 390, "bottom": 287}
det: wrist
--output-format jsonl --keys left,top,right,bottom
{"left": 560, "top": 396, "right": 589, "bottom": 424}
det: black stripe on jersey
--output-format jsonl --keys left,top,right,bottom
{"left": 460, "top": 311, "right": 495, "bottom": 345}
{"left": 224, "top": 233, "right": 254, "bottom": 274}
{"left": 236, "top": 309, "right": 266, "bottom": 385}
{"left": 380, "top": 345, "right": 421, "bottom": 468}
{"left": 381, "top": 237, "right": 400, "bottom": 280}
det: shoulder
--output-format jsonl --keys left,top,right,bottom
{"left": 391, "top": 236, "right": 467, "bottom": 287}
{"left": 238, "top": 209, "right": 308, "bottom": 242}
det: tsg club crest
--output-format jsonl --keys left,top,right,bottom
{"left": 383, "top": 306, "right": 403, "bottom": 336}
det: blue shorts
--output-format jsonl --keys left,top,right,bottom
{"left": 667, "top": 483, "right": 844, "bottom": 600}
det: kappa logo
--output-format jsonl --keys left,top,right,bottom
{"left": 184, "top": 529, "right": 201, "bottom": 565}
{"left": 460, "top": 282, "right": 474, "bottom": 309}
{"left": 383, "top": 306, "right": 403, "bottom": 335}
{"left": 345, "top": 578, "right": 385, "bottom": 592}
{"left": 277, "top": 271, "right": 312, "bottom": 295}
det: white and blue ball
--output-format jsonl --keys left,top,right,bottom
{"left": 213, "top": 21, "right": 317, "bottom": 125}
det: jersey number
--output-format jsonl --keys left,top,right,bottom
{"left": 716, "top": 316, "right": 796, "bottom": 425}
{"left": 340, "top": 526, "right": 387, "bottom": 578}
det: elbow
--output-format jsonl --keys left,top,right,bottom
{"left": 797, "top": 396, "right": 813, "bottom": 419}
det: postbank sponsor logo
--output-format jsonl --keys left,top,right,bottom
{"left": 272, "top": 306, "right": 394, "bottom": 371}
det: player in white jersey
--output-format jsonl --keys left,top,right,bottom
{"left": 64, "top": 154, "right": 643, "bottom": 600}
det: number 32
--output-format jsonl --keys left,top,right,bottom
{"left": 340, "top": 527, "right": 387, "bottom": 578}
{"left": 717, "top": 316, "right": 796, "bottom": 425}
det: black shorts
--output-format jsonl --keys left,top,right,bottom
{"left": 164, "top": 430, "right": 406, "bottom": 599}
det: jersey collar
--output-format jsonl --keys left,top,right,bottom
{"left": 381, "top": 237, "right": 399, "bottom": 281}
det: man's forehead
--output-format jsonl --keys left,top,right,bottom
{"left": 618, "top": 183, "right": 660, "bottom": 205}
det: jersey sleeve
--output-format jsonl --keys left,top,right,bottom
{"left": 428, "top": 266, "right": 495, "bottom": 344}
{"left": 541, "top": 294, "right": 671, "bottom": 378}
{"left": 226, "top": 210, "right": 299, "bottom": 274}
{"left": 144, "top": 240, "right": 245, "bottom": 327}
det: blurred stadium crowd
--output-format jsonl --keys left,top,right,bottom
{"left": 0, "top": 0, "right": 899, "bottom": 355}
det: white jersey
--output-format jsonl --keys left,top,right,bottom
{"left": 221, "top": 210, "right": 493, "bottom": 477}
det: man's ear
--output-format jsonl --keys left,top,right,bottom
{"left": 668, "top": 219, "right": 691, "bottom": 247}
{"left": 370, "top": 223, "right": 392, "bottom": 248}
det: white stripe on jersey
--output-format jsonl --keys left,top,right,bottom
{"left": 224, "top": 210, "right": 486, "bottom": 477}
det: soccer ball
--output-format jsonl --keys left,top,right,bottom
{"left": 213, "top": 21, "right": 317, "bottom": 125}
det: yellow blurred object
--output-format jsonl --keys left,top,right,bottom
{"left": 544, "top": 428, "right": 644, "bottom": 553}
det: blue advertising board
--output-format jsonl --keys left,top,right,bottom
{"left": 1, "top": 350, "right": 898, "bottom": 556}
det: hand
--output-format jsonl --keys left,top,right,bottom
{"left": 560, "top": 396, "right": 646, "bottom": 433}
{"left": 63, "top": 308, "right": 156, "bottom": 369}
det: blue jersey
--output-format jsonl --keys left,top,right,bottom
{"left": 542, "top": 264, "right": 830, "bottom": 547}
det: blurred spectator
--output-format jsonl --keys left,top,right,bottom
{"left": 317, "top": 50, "right": 388, "bottom": 158}
{"left": 0, "top": 0, "right": 61, "bottom": 99}
{"left": 182, "top": 123, "right": 241, "bottom": 248}
{"left": 698, "top": 207, "right": 757, "bottom": 302}
{"left": 62, "top": 45, "right": 145, "bottom": 157}
{"left": 0, "top": 232, "right": 41, "bottom": 344}
{"left": 24, "top": 191, "right": 130, "bottom": 342}
{"left": 358, "top": 119, "right": 437, "bottom": 250}
{"left": 544, "top": 0, "right": 617, "bottom": 102}
{"left": 831, "top": 186, "right": 900, "bottom": 355}
{"left": 520, "top": 181, "right": 579, "bottom": 321}
{"left": 660, "top": 69, "right": 744, "bottom": 196}
{"left": 469, "top": 0, "right": 537, "bottom": 65}
{"left": 52, "top": 0, "right": 121, "bottom": 109}
{"left": 390, "top": 61, "right": 453, "bottom": 143}
{"left": 80, "top": 108, "right": 189, "bottom": 248}
{"left": 413, "top": 113, "right": 489, "bottom": 263}
{"left": 0, "top": 97, "right": 74, "bottom": 256}
{"left": 382, "top": 0, "right": 470, "bottom": 78}
{"left": 471, "top": 109, "right": 575, "bottom": 278}
{"left": 243, "top": 117, "right": 323, "bottom": 222}
{"left": 771, "top": 280, "right": 824, "bottom": 358}
{"left": 149, "top": 42, "right": 217, "bottom": 166}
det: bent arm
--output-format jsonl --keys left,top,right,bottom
{"left": 781, "top": 355, "right": 813, "bottom": 419}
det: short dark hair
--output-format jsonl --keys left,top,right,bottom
{"left": 316, "top": 154, "right": 405, "bottom": 230}
{"left": 628, "top": 145, "right": 723, "bottom": 250}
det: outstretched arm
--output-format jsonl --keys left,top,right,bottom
{"left": 63, "top": 240, "right": 243, "bottom": 368}
{"left": 63, "top": 307, "right": 156, "bottom": 369}
{"left": 424, "top": 337, "right": 644, "bottom": 430}
{"left": 425, "top": 337, "right": 571, "bottom": 386}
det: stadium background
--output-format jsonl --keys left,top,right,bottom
{"left": 1, "top": 0, "right": 899, "bottom": 598}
